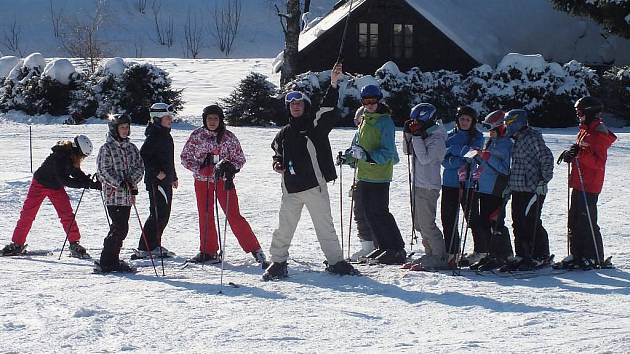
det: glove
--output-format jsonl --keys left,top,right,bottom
{"left": 214, "top": 159, "right": 238, "bottom": 180}
{"left": 89, "top": 179, "right": 102, "bottom": 190}
{"left": 472, "top": 166, "right": 482, "bottom": 181}
{"left": 122, "top": 176, "right": 138, "bottom": 195}
{"left": 561, "top": 144, "right": 580, "bottom": 163}
{"left": 200, "top": 153, "right": 216, "bottom": 168}
{"left": 457, "top": 165, "right": 469, "bottom": 182}
{"left": 350, "top": 145, "right": 367, "bottom": 161}
{"left": 478, "top": 150, "right": 491, "bottom": 161}
{"left": 335, "top": 151, "right": 345, "bottom": 166}
{"left": 341, "top": 148, "right": 357, "bottom": 167}
{"left": 535, "top": 183, "right": 547, "bottom": 196}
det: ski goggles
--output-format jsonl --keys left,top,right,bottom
{"left": 361, "top": 97, "right": 379, "bottom": 106}
{"left": 285, "top": 91, "right": 308, "bottom": 104}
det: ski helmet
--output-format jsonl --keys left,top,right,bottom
{"left": 108, "top": 113, "right": 131, "bottom": 140}
{"left": 149, "top": 102, "right": 175, "bottom": 124}
{"left": 202, "top": 105, "right": 225, "bottom": 131}
{"left": 574, "top": 96, "right": 602, "bottom": 122}
{"left": 482, "top": 110, "right": 506, "bottom": 130}
{"left": 360, "top": 84, "right": 383, "bottom": 99}
{"left": 410, "top": 103, "right": 437, "bottom": 122}
{"left": 73, "top": 134, "right": 93, "bottom": 157}
{"left": 504, "top": 109, "right": 528, "bottom": 137}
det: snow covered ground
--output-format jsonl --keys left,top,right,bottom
{"left": 0, "top": 58, "right": 629, "bottom": 352}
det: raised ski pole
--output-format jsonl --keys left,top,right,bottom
{"left": 151, "top": 185, "right": 166, "bottom": 276}
{"left": 574, "top": 157, "right": 601, "bottom": 268}
{"left": 131, "top": 200, "right": 159, "bottom": 276}
{"left": 58, "top": 187, "right": 86, "bottom": 260}
{"left": 337, "top": 152, "right": 344, "bottom": 257}
{"left": 335, "top": 0, "right": 355, "bottom": 64}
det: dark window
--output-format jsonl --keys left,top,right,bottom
{"left": 393, "top": 24, "right": 413, "bottom": 59}
{"left": 359, "top": 22, "right": 379, "bottom": 58}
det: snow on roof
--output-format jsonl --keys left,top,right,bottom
{"left": 299, "top": 0, "right": 368, "bottom": 52}
{"left": 0, "top": 56, "right": 19, "bottom": 78}
{"left": 300, "top": 0, "right": 630, "bottom": 65}
{"left": 43, "top": 59, "right": 76, "bottom": 85}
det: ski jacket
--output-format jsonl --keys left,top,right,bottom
{"left": 181, "top": 128, "right": 246, "bottom": 182}
{"left": 97, "top": 134, "right": 145, "bottom": 206}
{"left": 402, "top": 123, "right": 446, "bottom": 190}
{"left": 476, "top": 136, "right": 512, "bottom": 196}
{"left": 509, "top": 127, "right": 554, "bottom": 193}
{"left": 141, "top": 123, "right": 178, "bottom": 189}
{"left": 352, "top": 105, "right": 399, "bottom": 183}
{"left": 442, "top": 128, "right": 484, "bottom": 188}
{"left": 33, "top": 142, "right": 91, "bottom": 190}
{"left": 271, "top": 87, "right": 339, "bottom": 193}
{"left": 570, "top": 118, "right": 617, "bottom": 193}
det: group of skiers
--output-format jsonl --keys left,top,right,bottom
{"left": 1, "top": 63, "right": 617, "bottom": 280}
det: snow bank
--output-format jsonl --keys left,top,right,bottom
{"left": 497, "top": 53, "right": 546, "bottom": 72}
{"left": 99, "top": 57, "right": 127, "bottom": 76}
{"left": 42, "top": 59, "right": 76, "bottom": 85}
{"left": 0, "top": 56, "right": 19, "bottom": 78}
{"left": 22, "top": 53, "right": 45, "bottom": 72}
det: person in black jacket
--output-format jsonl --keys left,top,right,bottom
{"left": 2, "top": 135, "right": 101, "bottom": 258}
{"left": 263, "top": 63, "right": 358, "bottom": 280}
{"left": 132, "top": 103, "right": 179, "bottom": 259}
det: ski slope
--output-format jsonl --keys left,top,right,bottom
{"left": 0, "top": 59, "right": 629, "bottom": 352}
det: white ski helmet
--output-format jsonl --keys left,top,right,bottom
{"left": 73, "top": 134, "right": 93, "bottom": 156}
{"left": 149, "top": 102, "right": 175, "bottom": 123}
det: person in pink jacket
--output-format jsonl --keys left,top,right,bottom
{"left": 181, "top": 105, "right": 267, "bottom": 267}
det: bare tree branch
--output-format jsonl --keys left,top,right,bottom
{"left": 211, "top": 0, "right": 241, "bottom": 57}
{"left": 58, "top": 0, "right": 108, "bottom": 73}
{"left": 184, "top": 9, "right": 202, "bottom": 58}
{"left": 2, "top": 18, "right": 23, "bottom": 56}
{"left": 136, "top": 0, "right": 147, "bottom": 14}
{"left": 49, "top": 0, "right": 63, "bottom": 38}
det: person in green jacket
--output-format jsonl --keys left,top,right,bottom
{"left": 341, "top": 84, "right": 405, "bottom": 265}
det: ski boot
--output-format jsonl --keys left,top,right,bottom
{"left": 188, "top": 252, "right": 220, "bottom": 264}
{"left": 262, "top": 261, "right": 288, "bottom": 281}
{"left": 69, "top": 242, "right": 91, "bottom": 259}
{"left": 374, "top": 249, "right": 407, "bottom": 265}
{"left": 348, "top": 240, "right": 375, "bottom": 262}
{"left": 1, "top": 242, "right": 26, "bottom": 256}
{"left": 325, "top": 260, "right": 360, "bottom": 276}
{"left": 251, "top": 249, "right": 270, "bottom": 269}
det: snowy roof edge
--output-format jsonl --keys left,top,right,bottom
{"left": 298, "top": 0, "right": 368, "bottom": 52}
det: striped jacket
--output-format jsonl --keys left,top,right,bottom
{"left": 508, "top": 127, "right": 553, "bottom": 193}
{"left": 97, "top": 134, "right": 145, "bottom": 206}
{"left": 180, "top": 128, "right": 246, "bottom": 182}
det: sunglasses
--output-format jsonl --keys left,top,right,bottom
{"left": 361, "top": 98, "right": 379, "bottom": 106}
{"left": 285, "top": 91, "right": 306, "bottom": 103}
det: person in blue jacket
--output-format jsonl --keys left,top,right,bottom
{"left": 469, "top": 110, "right": 514, "bottom": 271}
{"left": 441, "top": 106, "right": 484, "bottom": 267}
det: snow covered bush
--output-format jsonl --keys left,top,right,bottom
{"left": 222, "top": 72, "right": 281, "bottom": 126}
{"left": 283, "top": 54, "right": 599, "bottom": 127}
{"left": 600, "top": 66, "right": 630, "bottom": 123}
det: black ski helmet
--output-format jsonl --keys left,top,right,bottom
{"left": 108, "top": 113, "right": 131, "bottom": 140}
{"left": 455, "top": 105, "right": 478, "bottom": 128}
{"left": 202, "top": 104, "right": 226, "bottom": 141}
{"left": 574, "top": 96, "right": 603, "bottom": 122}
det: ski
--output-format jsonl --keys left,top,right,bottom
{"left": 0, "top": 250, "right": 54, "bottom": 257}
{"left": 92, "top": 261, "right": 138, "bottom": 275}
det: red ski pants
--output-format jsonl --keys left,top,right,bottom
{"left": 194, "top": 178, "right": 260, "bottom": 254}
{"left": 12, "top": 179, "right": 81, "bottom": 245}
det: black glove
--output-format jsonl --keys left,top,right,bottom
{"left": 122, "top": 176, "right": 138, "bottom": 195}
{"left": 214, "top": 159, "right": 238, "bottom": 180}
{"left": 335, "top": 151, "right": 345, "bottom": 166}
{"left": 403, "top": 119, "right": 426, "bottom": 137}
{"left": 89, "top": 179, "right": 102, "bottom": 190}
{"left": 561, "top": 144, "right": 580, "bottom": 163}
{"left": 200, "top": 153, "right": 216, "bottom": 168}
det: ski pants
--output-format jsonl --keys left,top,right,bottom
{"left": 138, "top": 184, "right": 172, "bottom": 251}
{"left": 100, "top": 206, "right": 131, "bottom": 267}
{"left": 354, "top": 181, "right": 404, "bottom": 251}
{"left": 270, "top": 182, "right": 343, "bottom": 264}
{"left": 441, "top": 186, "right": 482, "bottom": 255}
{"left": 12, "top": 178, "right": 81, "bottom": 245}
{"left": 478, "top": 193, "right": 513, "bottom": 260}
{"left": 511, "top": 192, "right": 549, "bottom": 260}
{"left": 194, "top": 178, "right": 261, "bottom": 255}
{"left": 568, "top": 189, "right": 603, "bottom": 261}
{"left": 412, "top": 187, "right": 445, "bottom": 257}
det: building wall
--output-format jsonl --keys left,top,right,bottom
{"left": 298, "top": 0, "right": 479, "bottom": 75}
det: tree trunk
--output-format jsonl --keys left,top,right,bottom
{"left": 280, "top": 0, "right": 301, "bottom": 86}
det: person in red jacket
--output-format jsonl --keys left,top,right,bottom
{"left": 555, "top": 96, "right": 617, "bottom": 270}
{"left": 2, "top": 135, "right": 101, "bottom": 258}
{"left": 180, "top": 105, "right": 267, "bottom": 267}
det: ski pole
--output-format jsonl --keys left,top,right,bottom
{"left": 202, "top": 177, "right": 211, "bottom": 264}
{"left": 215, "top": 176, "right": 223, "bottom": 263}
{"left": 574, "top": 158, "right": 601, "bottom": 267}
{"left": 335, "top": 0, "right": 355, "bottom": 64}
{"left": 99, "top": 188, "right": 111, "bottom": 228}
{"left": 406, "top": 139, "right": 417, "bottom": 250}
{"left": 347, "top": 167, "right": 358, "bottom": 259}
{"left": 566, "top": 163, "right": 571, "bottom": 256}
{"left": 131, "top": 200, "right": 158, "bottom": 276}
{"left": 219, "top": 181, "right": 231, "bottom": 294}
{"left": 151, "top": 185, "right": 166, "bottom": 276}
{"left": 58, "top": 187, "right": 86, "bottom": 260}
{"left": 458, "top": 182, "right": 476, "bottom": 273}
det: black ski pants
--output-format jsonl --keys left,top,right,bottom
{"left": 100, "top": 206, "right": 131, "bottom": 267}
{"left": 441, "top": 186, "right": 482, "bottom": 254}
{"left": 478, "top": 193, "right": 513, "bottom": 260}
{"left": 568, "top": 189, "right": 603, "bottom": 261}
{"left": 353, "top": 181, "right": 404, "bottom": 250}
{"left": 138, "top": 184, "right": 173, "bottom": 251}
{"left": 511, "top": 191, "right": 549, "bottom": 261}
